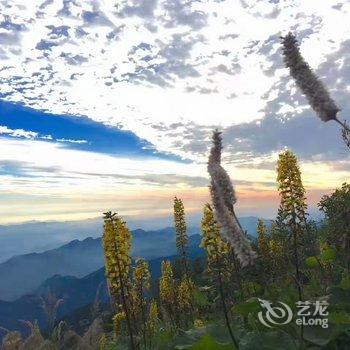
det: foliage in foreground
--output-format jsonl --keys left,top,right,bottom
{"left": 4, "top": 141, "right": 347, "bottom": 350}
{"left": 2, "top": 32, "right": 350, "bottom": 350}
{"left": 98, "top": 144, "right": 349, "bottom": 350}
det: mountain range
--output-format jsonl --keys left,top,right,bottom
{"left": 0, "top": 217, "right": 178, "bottom": 264}
{"left": 0, "top": 216, "right": 267, "bottom": 263}
{"left": 0, "top": 227, "right": 202, "bottom": 301}
{"left": 0, "top": 237, "right": 204, "bottom": 340}
{"left": 0, "top": 217, "right": 267, "bottom": 302}
{"left": 0, "top": 216, "right": 267, "bottom": 340}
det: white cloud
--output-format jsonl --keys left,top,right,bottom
{"left": 0, "top": 125, "right": 38, "bottom": 139}
{"left": 0, "top": 125, "right": 87, "bottom": 144}
{"left": 0, "top": 0, "right": 349, "bottom": 161}
{"left": 1, "top": 134, "right": 346, "bottom": 223}
{"left": 1, "top": 1, "right": 349, "bottom": 224}
{"left": 56, "top": 138, "right": 87, "bottom": 144}
{"left": 0, "top": 137, "right": 207, "bottom": 194}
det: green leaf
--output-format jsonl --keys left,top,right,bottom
{"left": 338, "top": 273, "right": 350, "bottom": 290}
{"left": 193, "top": 290, "right": 209, "bottom": 307}
{"left": 240, "top": 331, "right": 297, "bottom": 350}
{"left": 153, "top": 329, "right": 173, "bottom": 349}
{"left": 175, "top": 335, "right": 234, "bottom": 350}
{"left": 305, "top": 256, "right": 319, "bottom": 268}
{"left": 232, "top": 298, "right": 261, "bottom": 316}
{"left": 329, "top": 286, "right": 350, "bottom": 309}
{"left": 329, "top": 312, "right": 350, "bottom": 324}
{"left": 303, "top": 324, "right": 338, "bottom": 347}
{"left": 320, "top": 248, "right": 335, "bottom": 262}
{"left": 173, "top": 323, "right": 238, "bottom": 349}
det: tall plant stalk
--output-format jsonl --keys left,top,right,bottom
{"left": 281, "top": 32, "right": 350, "bottom": 149}
{"left": 102, "top": 212, "right": 136, "bottom": 350}
{"left": 207, "top": 130, "right": 256, "bottom": 267}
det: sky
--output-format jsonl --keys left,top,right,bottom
{"left": 0, "top": 0, "right": 349, "bottom": 224}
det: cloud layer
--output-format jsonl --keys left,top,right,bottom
{"left": 0, "top": 0, "right": 349, "bottom": 223}
{"left": 1, "top": 0, "right": 349, "bottom": 161}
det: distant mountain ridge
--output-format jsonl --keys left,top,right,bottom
{"left": 0, "top": 217, "right": 264, "bottom": 340}
{"left": 0, "top": 237, "right": 103, "bottom": 301}
{"left": 0, "top": 239, "right": 205, "bottom": 341}
{"left": 0, "top": 217, "right": 268, "bottom": 301}
{"left": 0, "top": 227, "right": 202, "bottom": 301}
{"left": 0, "top": 216, "right": 268, "bottom": 263}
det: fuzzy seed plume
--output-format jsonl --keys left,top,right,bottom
{"left": 281, "top": 32, "right": 340, "bottom": 122}
{"left": 207, "top": 130, "right": 256, "bottom": 267}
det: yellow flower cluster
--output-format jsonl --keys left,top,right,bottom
{"left": 174, "top": 197, "right": 188, "bottom": 248}
{"left": 268, "top": 223, "right": 283, "bottom": 267}
{"left": 99, "top": 333, "right": 107, "bottom": 350}
{"left": 269, "top": 239, "right": 283, "bottom": 261}
{"left": 113, "top": 311, "right": 126, "bottom": 337}
{"left": 174, "top": 197, "right": 189, "bottom": 274}
{"left": 134, "top": 259, "right": 151, "bottom": 291}
{"left": 200, "top": 204, "right": 232, "bottom": 278}
{"left": 257, "top": 219, "right": 270, "bottom": 261}
{"left": 102, "top": 212, "right": 132, "bottom": 298}
{"left": 193, "top": 319, "right": 205, "bottom": 328}
{"left": 320, "top": 241, "right": 329, "bottom": 253}
{"left": 159, "top": 261, "right": 175, "bottom": 304}
{"left": 147, "top": 300, "right": 159, "bottom": 336}
{"left": 133, "top": 259, "right": 151, "bottom": 314}
{"left": 178, "top": 277, "right": 194, "bottom": 311}
{"left": 277, "top": 150, "right": 307, "bottom": 226}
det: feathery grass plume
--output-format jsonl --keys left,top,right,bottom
{"left": 40, "top": 289, "right": 64, "bottom": 333}
{"left": 19, "top": 320, "right": 45, "bottom": 349}
{"left": 91, "top": 281, "right": 104, "bottom": 318}
{"left": 281, "top": 32, "right": 350, "bottom": 145}
{"left": 1, "top": 330, "right": 23, "bottom": 350}
{"left": 207, "top": 130, "right": 256, "bottom": 267}
{"left": 281, "top": 32, "right": 340, "bottom": 122}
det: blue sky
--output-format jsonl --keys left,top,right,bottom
{"left": 0, "top": 100, "right": 183, "bottom": 160}
{"left": 0, "top": 0, "right": 349, "bottom": 224}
